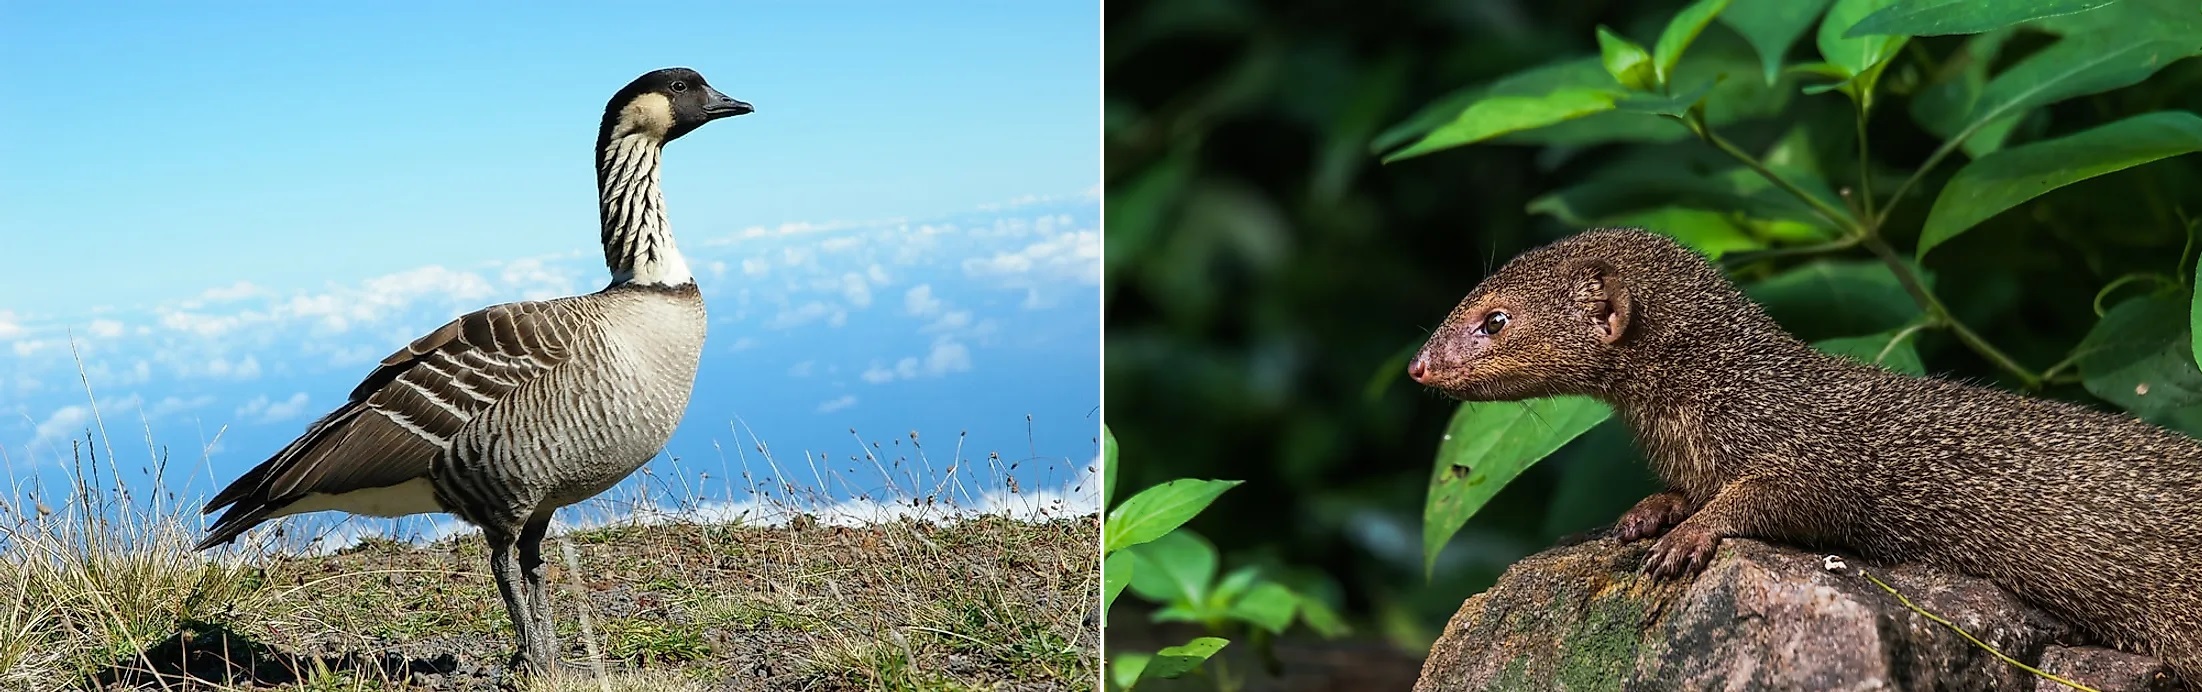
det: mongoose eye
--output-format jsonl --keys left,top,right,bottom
{"left": 1479, "top": 311, "right": 1508, "bottom": 336}
{"left": 670, "top": 80, "right": 689, "bottom": 93}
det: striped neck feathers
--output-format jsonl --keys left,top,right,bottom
{"left": 596, "top": 133, "right": 693, "bottom": 287}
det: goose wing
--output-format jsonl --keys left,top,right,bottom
{"left": 196, "top": 300, "right": 578, "bottom": 549}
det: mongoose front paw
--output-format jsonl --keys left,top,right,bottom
{"left": 1615, "top": 491, "right": 1690, "bottom": 543}
{"left": 1641, "top": 523, "right": 1718, "bottom": 579}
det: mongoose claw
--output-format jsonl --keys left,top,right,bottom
{"left": 1615, "top": 491, "right": 1690, "bottom": 543}
{"left": 1615, "top": 509, "right": 1668, "bottom": 543}
{"left": 1642, "top": 523, "right": 1718, "bottom": 579}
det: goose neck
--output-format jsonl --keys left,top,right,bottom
{"left": 596, "top": 134, "right": 692, "bottom": 286}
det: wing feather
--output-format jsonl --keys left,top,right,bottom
{"left": 197, "top": 300, "right": 579, "bottom": 549}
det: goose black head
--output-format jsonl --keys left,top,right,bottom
{"left": 599, "top": 67, "right": 752, "bottom": 145}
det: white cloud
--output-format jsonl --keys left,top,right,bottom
{"left": 148, "top": 395, "right": 214, "bottom": 419}
{"left": 199, "top": 281, "right": 264, "bottom": 302}
{"left": 499, "top": 258, "right": 580, "bottom": 300}
{"left": 87, "top": 319, "right": 125, "bottom": 338}
{"left": 768, "top": 301, "right": 838, "bottom": 330}
{"left": 962, "top": 229, "right": 1100, "bottom": 286}
{"left": 727, "top": 337, "right": 758, "bottom": 352}
{"left": 788, "top": 360, "right": 816, "bottom": 377}
{"left": 741, "top": 258, "right": 771, "bottom": 276}
{"left": 30, "top": 405, "right": 89, "bottom": 448}
{"left": 237, "top": 392, "right": 311, "bottom": 423}
{"left": 904, "top": 285, "right": 943, "bottom": 316}
{"left": 925, "top": 339, "right": 972, "bottom": 375}
{"left": 841, "top": 273, "right": 873, "bottom": 308}
{"left": 859, "top": 337, "right": 973, "bottom": 384}
{"left": 0, "top": 310, "right": 22, "bottom": 340}
{"left": 815, "top": 395, "right": 858, "bottom": 413}
{"left": 205, "top": 355, "right": 262, "bottom": 380}
{"left": 158, "top": 309, "right": 255, "bottom": 337}
{"left": 924, "top": 310, "right": 973, "bottom": 333}
{"left": 820, "top": 236, "right": 862, "bottom": 253}
{"left": 867, "top": 264, "right": 891, "bottom": 285}
{"left": 781, "top": 247, "right": 812, "bottom": 267}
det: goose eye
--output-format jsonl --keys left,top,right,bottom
{"left": 1478, "top": 311, "right": 1508, "bottom": 336}
{"left": 670, "top": 81, "right": 689, "bottom": 93}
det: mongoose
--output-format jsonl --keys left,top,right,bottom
{"left": 1407, "top": 228, "right": 2202, "bottom": 687}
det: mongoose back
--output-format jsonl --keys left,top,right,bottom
{"left": 1407, "top": 228, "right": 2202, "bottom": 686}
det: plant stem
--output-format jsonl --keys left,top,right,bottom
{"left": 1689, "top": 110, "right": 2041, "bottom": 389}
{"left": 1718, "top": 235, "right": 1863, "bottom": 270}
{"left": 1860, "top": 570, "right": 2102, "bottom": 692}
{"left": 1855, "top": 98, "right": 1878, "bottom": 225}
{"left": 1874, "top": 108, "right": 2003, "bottom": 230}
{"left": 1860, "top": 235, "right": 2042, "bottom": 389}
{"left": 1697, "top": 125, "right": 1863, "bottom": 236}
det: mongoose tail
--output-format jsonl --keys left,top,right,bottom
{"left": 1408, "top": 228, "right": 2202, "bottom": 687}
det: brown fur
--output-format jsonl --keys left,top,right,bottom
{"left": 1410, "top": 228, "right": 2202, "bottom": 687}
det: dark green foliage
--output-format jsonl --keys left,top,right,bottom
{"left": 1104, "top": 0, "right": 2202, "bottom": 656}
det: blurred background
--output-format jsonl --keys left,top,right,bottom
{"left": 1103, "top": 0, "right": 2202, "bottom": 685}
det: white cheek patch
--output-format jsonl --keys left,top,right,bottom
{"left": 616, "top": 92, "right": 675, "bottom": 140}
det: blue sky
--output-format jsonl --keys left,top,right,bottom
{"left": 0, "top": 3, "right": 1099, "bottom": 542}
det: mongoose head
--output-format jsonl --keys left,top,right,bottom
{"left": 600, "top": 67, "right": 753, "bottom": 146}
{"left": 1408, "top": 228, "right": 1721, "bottom": 402}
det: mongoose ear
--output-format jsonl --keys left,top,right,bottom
{"left": 1576, "top": 261, "right": 1631, "bottom": 345}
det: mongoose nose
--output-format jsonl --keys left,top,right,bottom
{"left": 1408, "top": 356, "right": 1428, "bottom": 383}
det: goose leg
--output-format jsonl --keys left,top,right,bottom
{"left": 518, "top": 516, "right": 560, "bottom": 672}
{"left": 487, "top": 527, "right": 544, "bottom": 674}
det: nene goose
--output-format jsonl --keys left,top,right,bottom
{"left": 195, "top": 67, "right": 751, "bottom": 673}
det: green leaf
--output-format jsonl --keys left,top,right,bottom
{"left": 2077, "top": 295, "right": 2202, "bottom": 433}
{"left": 1597, "top": 27, "right": 1657, "bottom": 90}
{"left": 1102, "top": 425, "right": 1120, "bottom": 510}
{"left": 1654, "top": 0, "right": 1735, "bottom": 84}
{"left": 1529, "top": 152, "right": 1842, "bottom": 233}
{"left": 1210, "top": 565, "right": 1261, "bottom": 608}
{"left": 1845, "top": 0, "right": 2115, "bottom": 37}
{"left": 1603, "top": 207, "right": 1765, "bottom": 259}
{"left": 1815, "top": 330, "right": 1927, "bottom": 375}
{"left": 1125, "top": 530, "right": 1218, "bottom": 608}
{"left": 1498, "top": 36, "right": 1796, "bottom": 148}
{"left": 1908, "top": 31, "right": 2012, "bottom": 139}
{"left": 1110, "top": 652, "right": 1151, "bottom": 691}
{"left": 1384, "top": 89, "right": 1621, "bottom": 162}
{"left": 1295, "top": 593, "right": 1351, "bottom": 639}
{"left": 1720, "top": 0, "right": 1835, "bottom": 85}
{"left": 1138, "top": 637, "right": 1231, "bottom": 681}
{"left": 1536, "top": 421, "right": 1658, "bottom": 540}
{"left": 1614, "top": 78, "right": 1721, "bottom": 117}
{"left": 1919, "top": 111, "right": 2202, "bottom": 258}
{"left": 1225, "top": 582, "right": 1299, "bottom": 634}
{"left": 1818, "top": 0, "right": 1907, "bottom": 78}
{"left": 1103, "top": 550, "right": 1135, "bottom": 622}
{"left": 2034, "top": 0, "right": 2202, "bottom": 41}
{"left": 1746, "top": 261, "right": 1929, "bottom": 342}
{"left": 2194, "top": 275, "right": 2202, "bottom": 373}
{"left": 1422, "top": 396, "right": 1612, "bottom": 577}
{"left": 1961, "top": 35, "right": 2200, "bottom": 142}
{"left": 1373, "top": 58, "right": 1614, "bottom": 156}
{"left": 1372, "top": 83, "right": 1488, "bottom": 155}
{"left": 1104, "top": 479, "right": 1242, "bottom": 553}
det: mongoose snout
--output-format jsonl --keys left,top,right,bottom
{"left": 1412, "top": 228, "right": 2202, "bottom": 688}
